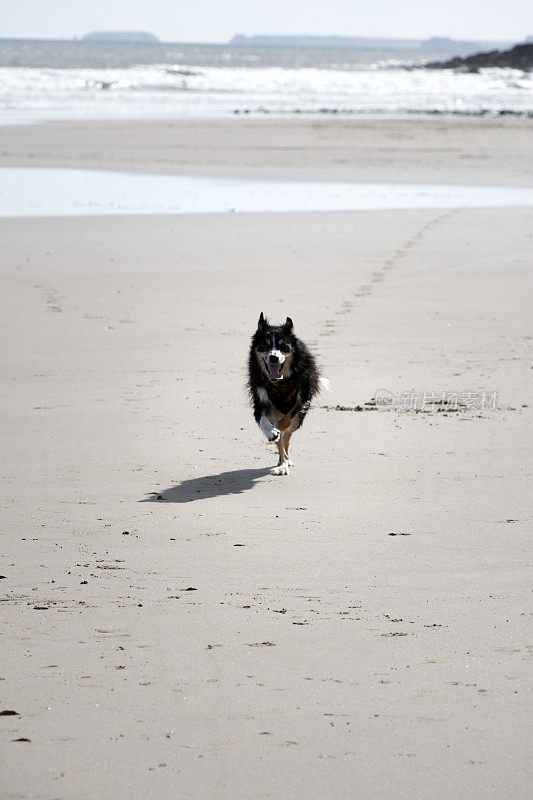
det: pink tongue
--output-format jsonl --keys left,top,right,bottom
{"left": 268, "top": 363, "right": 282, "bottom": 380}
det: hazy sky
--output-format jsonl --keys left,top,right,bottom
{"left": 2, "top": 0, "right": 531, "bottom": 42}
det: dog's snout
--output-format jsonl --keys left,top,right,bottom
{"left": 269, "top": 354, "right": 279, "bottom": 364}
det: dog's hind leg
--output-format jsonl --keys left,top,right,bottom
{"left": 282, "top": 429, "right": 294, "bottom": 467}
{"left": 271, "top": 417, "right": 298, "bottom": 476}
{"left": 272, "top": 436, "right": 289, "bottom": 475}
{"left": 284, "top": 414, "right": 302, "bottom": 467}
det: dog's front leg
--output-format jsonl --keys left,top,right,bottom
{"left": 259, "top": 415, "right": 280, "bottom": 443}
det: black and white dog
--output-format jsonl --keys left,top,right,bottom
{"left": 248, "top": 313, "right": 323, "bottom": 475}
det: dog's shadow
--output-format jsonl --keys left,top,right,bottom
{"left": 140, "top": 467, "right": 271, "bottom": 504}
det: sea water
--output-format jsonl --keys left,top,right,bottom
{"left": 1, "top": 168, "right": 533, "bottom": 217}
{"left": 0, "top": 39, "right": 531, "bottom": 123}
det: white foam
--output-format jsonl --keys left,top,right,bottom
{"left": 0, "top": 63, "right": 531, "bottom": 123}
{"left": 1, "top": 168, "right": 532, "bottom": 217}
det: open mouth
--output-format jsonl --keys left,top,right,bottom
{"left": 265, "top": 360, "right": 283, "bottom": 381}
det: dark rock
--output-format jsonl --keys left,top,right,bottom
{"left": 424, "top": 43, "right": 533, "bottom": 71}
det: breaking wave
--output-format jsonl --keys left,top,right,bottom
{"left": 0, "top": 61, "right": 531, "bottom": 121}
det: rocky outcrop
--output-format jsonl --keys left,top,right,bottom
{"left": 424, "top": 43, "right": 533, "bottom": 71}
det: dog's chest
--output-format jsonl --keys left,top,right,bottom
{"left": 262, "top": 376, "right": 299, "bottom": 414}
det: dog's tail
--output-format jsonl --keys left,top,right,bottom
{"left": 319, "top": 376, "right": 331, "bottom": 392}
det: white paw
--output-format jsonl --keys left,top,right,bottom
{"left": 268, "top": 428, "right": 281, "bottom": 443}
{"left": 271, "top": 461, "right": 290, "bottom": 476}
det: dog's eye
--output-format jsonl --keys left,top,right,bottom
{"left": 256, "top": 339, "right": 269, "bottom": 351}
{"left": 277, "top": 340, "right": 290, "bottom": 352}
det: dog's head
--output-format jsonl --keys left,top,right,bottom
{"left": 252, "top": 312, "right": 295, "bottom": 383}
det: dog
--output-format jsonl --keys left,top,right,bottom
{"left": 248, "top": 312, "right": 323, "bottom": 475}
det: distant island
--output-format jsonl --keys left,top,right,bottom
{"left": 423, "top": 37, "right": 481, "bottom": 51}
{"left": 424, "top": 43, "right": 533, "bottom": 71}
{"left": 82, "top": 32, "right": 159, "bottom": 43}
{"left": 231, "top": 34, "right": 419, "bottom": 49}
{"left": 229, "top": 34, "right": 511, "bottom": 52}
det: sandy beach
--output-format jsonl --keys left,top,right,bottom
{"left": 1, "top": 118, "right": 531, "bottom": 799}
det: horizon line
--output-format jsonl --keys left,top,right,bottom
{"left": 0, "top": 33, "right": 522, "bottom": 45}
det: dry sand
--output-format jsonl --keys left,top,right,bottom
{"left": 0, "top": 118, "right": 531, "bottom": 799}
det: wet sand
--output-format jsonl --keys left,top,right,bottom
{"left": 0, "top": 118, "right": 531, "bottom": 799}
{"left": 0, "top": 115, "right": 532, "bottom": 185}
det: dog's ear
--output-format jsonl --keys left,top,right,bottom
{"left": 284, "top": 317, "right": 294, "bottom": 332}
{"left": 258, "top": 311, "right": 267, "bottom": 330}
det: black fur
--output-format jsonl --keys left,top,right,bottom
{"left": 247, "top": 312, "right": 320, "bottom": 429}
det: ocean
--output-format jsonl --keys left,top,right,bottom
{"left": 0, "top": 38, "right": 531, "bottom": 123}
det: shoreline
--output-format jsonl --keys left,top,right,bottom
{"left": 1, "top": 108, "right": 531, "bottom": 126}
